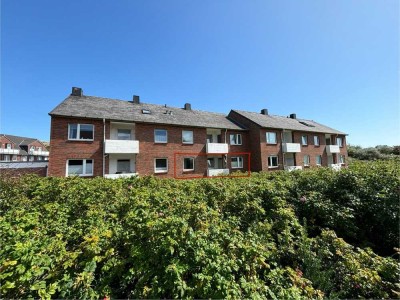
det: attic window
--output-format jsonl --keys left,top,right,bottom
{"left": 142, "top": 109, "right": 151, "bottom": 114}
{"left": 299, "top": 121, "right": 315, "bottom": 127}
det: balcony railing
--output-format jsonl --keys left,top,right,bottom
{"left": 105, "top": 140, "right": 139, "bottom": 154}
{"left": 206, "top": 143, "right": 228, "bottom": 154}
{"left": 105, "top": 173, "right": 138, "bottom": 179}
{"left": 326, "top": 145, "right": 340, "bottom": 154}
{"left": 284, "top": 166, "right": 303, "bottom": 171}
{"left": 282, "top": 143, "right": 301, "bottom": 153}
{"left": 0, "top": 148, "right": 20, "bottom": 155}
{"left": 207, "top": 168, "right": 230, "bottom": 176}
{"left": 30, "top": 150, "right": 50, "bottom": 156}
{"left": 329, "top": 163, "right": 341, "bottom": 171}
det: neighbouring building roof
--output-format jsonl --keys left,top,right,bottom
{"left": 49, "top": 95, "right": 246, "bottom": 130}
{"left": 0, "top": 134, "right": 39, "bottom": 146}
{"left": 231, "top": 110, "right": 346, "bottom": 135}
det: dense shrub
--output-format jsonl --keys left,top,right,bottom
{"left": 0, "top": 159, "right": 399, "bottom": 299}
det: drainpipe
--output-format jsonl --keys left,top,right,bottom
{"left": 280, "top": 130, "right": 284, "bottom": 170}
{"left": 224, "top": 128, "right": 228, "bottom": 169}
{"left": 103, "top": 118, "right": 105, "bottom": 177}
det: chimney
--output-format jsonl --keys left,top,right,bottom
{"left": 184, "top": 103, "right": 192, "bottom": 110}
{"left": 290, "top": 113, "right": 297, "bottom": 119}
{"left": 260, "top": 109, "right": 268, "bottom": 115}
{"left": 133, "top": 95, "right": 140, "bottom": 104}
{"left": 71, "top": 87, "right": 83, "bottom": 96}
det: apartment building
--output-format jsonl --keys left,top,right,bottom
{"left": 0, "top": 134, "right": 49, "bottom": 162}
{"left": 48, "top": 87, "right": 347, "bottom": 178}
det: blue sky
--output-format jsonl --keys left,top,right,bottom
{"left": 1, "top": 0, "right": 399, "bottom": 146}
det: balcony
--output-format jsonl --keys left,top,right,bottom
{"left": 0, "top": 148, "right": 20, "bottom": 155}
{"left": 105, "top": 140, "right": 139, "bottom": 154}
{"left": 329, "top": 163, "right": 341, "bottom": 171}
{"left": 105, "top": 173, "right": 138, "bottom": 179}
{"left": 207, "top": 168, "right": 230, "bottom": 177}
{"left": 282, "top": 143, "right": 301, "bottom": 153}
{"left": 31, "top": 150, "right": 50, "bottom": 156}
{"left": 284, "top": 166, "right": 303, "bottom": 172}
{"left": 326, "top": 145, "right": 340, "bottom": 154}
{"left": 206, "top": 143, "right": 228, "bottom": 154}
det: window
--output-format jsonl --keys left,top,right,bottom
{"left": 316, "top": 155, "right": 322, "bottom": 165}
{"left": 29, "top": 156, "right": 34, "bottom": 161}
{"left": 4, "top": 155, "right": 10, "bottom": 161}
{"left": 340, "top": 155, "right": 346, "bottom": 164}
{"left": 266, "top": 132, "right": 277, "bottom": 144}
{"left": 154, "top": 129, "right": 167, "bottom": 143}
{"left": 182, "top": 130, "right": 193, "bottom": 144}
{"left": 6, "top": 144, "right": 11, "bottom": 149}
{"left": 231, "top": 157, "right": 243, "bottom": 169}
{"left": 117, "top": 129, "right": 131, "bottom": 140}
{"left": 68, "top": 124, "right": 94, "bottom": 140}
{"left": 301, "top": 135, "right": 308, "bottom": 146}
{"left": 12, "top": 155, "right": 17, "bottom": 161}
{"left": 268, "top": 155, "right": 279, "bottom": 168}
{"left": 183, "top": 157, "right": 195, "bottom": 171}
{"left": 117, "top": 159, "right": 131, "bottom": 173}
{"left": 37, "top": 156, "right": 42, "bottom": 161}
{"left": 337, "top": 137, "right": 343, "bottom": 147}
{"left": 30, "top": 146, "right": 35, "bottom": 153}
{"left": 67, "top": 159, "right": 93, "bottom": 176}
{"left": 314, "top": 136, "right": 320, "bottom": 146}
{"left": 155, "top": 158, "right": 168, "bottom": 173}
{"left": 22, "top": 156, "right": 27, "bottom": 161}
{"left": 38, "top": 147, "right": 42, "bottom": 151}
{"left": 303, "top": 155, "right": 310, "bottom": 166}
{"left": 230, "top": 134, "right": 242, "bottom": 145}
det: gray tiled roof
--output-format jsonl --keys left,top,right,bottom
{"left": 231, "top": 110, "right": 346, "bottom": 135}
{"left": 0, "top": 134, "right": 38, "bottom": 146}
{"left": 49, "top": 95, "right": 245, "bottom": 130}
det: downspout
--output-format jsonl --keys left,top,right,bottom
{"left": 280, "top": 130, "right": 284, "bottom": 170}
{"left": 224, "top": 128, "right": 228, "bottom": 169}
{"left": 103, "top": 118, "right": 105, "bottom": 177}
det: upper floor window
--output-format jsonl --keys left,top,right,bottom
{"left": 301, "top": 135, "right": 308, "bottom": 146}
{"left": 182, "top": 130, "right": 193, "bottom": 144}
{"left": 117, "top": 129, "right": 131, "bottom": 140}
{"left": 268, "top": 155, "right": 279, "bottom": 168}
{"left": 68, "top": 124, "right": 94, "bottom": 140}
{"left": 337, "top": 137, "right": 343, "bottom": 147}
{"left": 231, "top": 157, "right": 243, "bottom": 169}
{"left": 314, "top": 136, "right": 320, "bottom": 146}
{"left": 340, "top": 154, "right": 346, "bottom": 164}
{"left": 154, "top": 129, "right": 167, "bottom": 143}
{"left": 266, "top": 132, "right": 277, "bottom": 144}
{"left": 303, "top": 155, "right": 310, "bottom": 166}
{"left": 67, "top": 159, "right": 93, "bottom": 176}
{"left": 6, "top": 143, "right": 11, "bottom": 149}
{"left": 230, "top": 134, "right": 242, "bottom": 145}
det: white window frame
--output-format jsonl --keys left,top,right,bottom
{"left": 6, "top": 144, "right": 11, "bottom": 149}
{"left": 182, "top": 130, "right": 194, "bottom": 144}
{"left": 154, "top": 158, "right": 168, "bottom": 173}
{"left": 231, "top": 156, "right": 243, "bottom": 169}
{"left": 314, "top": 136, "right": 320, "bottom": 146}
{"left": 268, "top": 155, "right": 279, "bottom": 168}
{"left": 183, "top": 157, "right": 195, "bottom": 171}
{"left": 66, "top": 159, "right": 94, "bottom": 177}
{"left": 68, "top": 124, "right": 94, "bottom": 141}
{"left": 337, "top": 137, "right": 343, "bottom": 147}
{"left": 316, "top": 155, "right": 322, "bottom": 166}
{"left": 12, "top": 155, "right": 17, "bottom": 161}
{"left": 303, "top": 155, "right": 310, "bottom": 166}
{"left": 266, "top": 132, "right": 277, "bottom": 144}
{"left": 154, "top": 129, "right": 168, "bottom": 143}
{"left": 230, "top": 134, "right": 242, "bottom": 145}
{"left": 340, "top": 154, "right": 345, "bottom": 164}
{"left": 4, "top": 155, "right": 10, "bottom": 161}
{"left": 301, "top": 135, "right": 308, "bottom": 146}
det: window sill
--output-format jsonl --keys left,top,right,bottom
{"left": 154, "top": 170, "right": 168, "bottom": 174}
{"left": 182, "top": 143, "right": 194, "bottom": 145}
{"left": 67, "top": 139, "right": 94, "bottom": 142}
{"left": 183, "top": 169, "right": 195, "bottom": 172}
{"left": 154, "top": 142, "right": 168, "bottom": 144}
{"left": 268, "top": 166, "right": 279, "bottom": 169}
{"left": 232, "top": 167, "right": 243, "bottom": 169}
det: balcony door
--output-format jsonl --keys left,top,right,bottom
{"left": 283, "top": 131, "right": 293, "bottom": 143}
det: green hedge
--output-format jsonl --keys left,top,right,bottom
{"left": 0, "top": 159, "right": 399, "bottom": 299}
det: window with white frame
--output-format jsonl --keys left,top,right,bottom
{"left": 12, "top": 155, "right": 17, "bottom": 161}
{"left": 314, "top": 136, "right": 320, "bottom": 146}
{"left": 266, "top": 132, "right": 277, "bottom": 144}
{"left": 337, "top": 137, "right": 343, "bottom": 147}
{"left": 6, "top": 144, "right": 11, "bottom": 149}
{"left": 117, "top": 129, "right": 131, "bottom": 140}
{"left": 29, "top": 156, "right": 34, "bottom": 161}
{"left": 154, "top": 129, "right": 168, "bottom": 143}
{"left": 340, "top": 155, "right": 345, "bottom": 164}
{"left": 268, "top": 155, "right": 279, "bottom": 168}
{"left": 230, "top": 134, "right": 242, "bottom": 145}
{"left": 155, "top": 158, "right": 168, "bottom": 173}
{"left": 67, "top": 159, "right": 93, "bottom": 176}
{"left": 303, "top": 155, "right": 310, "bottom": 166}
{"left": 30, "top": 146, "right": 35, "bottom": 153}
{"left": 117, "top": 159, "right": 131, "bottom": 173}
{"left": 22, "top": 156, "right": 27, "bottom": 161}
{"left": 183, "top": 157, "right": 195, "bottom": 171}
{"left": 316, "top": 155, "right": 322, "bottom": 165}
{"left": 68, "top": 124, "right": 94, "bottom": 140}
{"left": 4, "top": 155, "right": 10, "bottom": 161}
{"left": 182, "top": 130, "right": 193, "bottom": 144}
{"left": 301, "top": 135, "right": 308, "bottom": 145}
{"left": 231, "top": 157, "right": 243, "bottom": 169}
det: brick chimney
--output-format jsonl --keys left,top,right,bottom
{"left": 261, "top": 109, "right": 268, "bottom": 115}
{"left": 290, "top": 113, "right": 297, "bottom": 119}
{"left": 133, "top": 95, "right": 140, "bottom": 104}
{"left": 71, "top": 87, "right": 83, "bottom": 96}
{"left": 184, "top": 103, "right": 192, "bottom": 110}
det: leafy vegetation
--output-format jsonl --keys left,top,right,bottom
{"left": 1, "top": 159, "right": 399, "bottom": 299}
{"left": 348, "top": 144, "right": 400, "bottom": 160}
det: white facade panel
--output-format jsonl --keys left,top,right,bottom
{"left": 105, "top": 140, "right": 139, "bottom": 154}
{"left": 206, "top": 143, "right": 228, "bottom": 154}
{"left": 282, "top": 143, "right": 301, "bottom": 153}
{"left": 326, "top": 145, "right": 340, "bottom": 154}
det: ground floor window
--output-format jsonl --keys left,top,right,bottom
{"left": 117, "top": 159, "right": 131, "bottom": 173}
{"left": 303, "top": 155, "right": 310, "bottom": 166}
{"left": 155, "top": 158, "right": 168, "bottom": 173}
{"left": 231, "top": 157, "right": 243, "bottom": 169}
{"left": 67, "top": 159, "right": 93, "bottom": 176}
{"left": 183, "top": 157, "right": 195, "bottom": 171}
{"left": 268, "top": 155, "right": 279, "bottom": 168}
{"left": 339, "top": 154, "right": 345, "bottom": 164}
{"left": 316, "top": 155, "right": 322, "bottom": 165}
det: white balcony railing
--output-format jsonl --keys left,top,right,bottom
{"left": 206, "top": 143, "right": 228, "bottom": 154}
{"left": 282, "top": 143, "right": 301, "bottom": 153}
{"left": 284, "top": 166, "right": 303, "bottom": 172}
{"left": 326, "top": 145, "right": 340, "bottom": 154}
{"left": 207, "top": 168, "right": 230, "bottom": 176}
{"left": 0, "top": 148, "right": 20, "bottom": 155}
{"left": 105, "top": 173, "right": 138, "bottom": 179}
{"left": 105, "top": 140, "right": 139, "bottom": 154}
{"left": 329, "top": 163, "right": 341, "bottom": 171}
{"left": 30, "top": 150, "right": 50, "bottom": 156}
